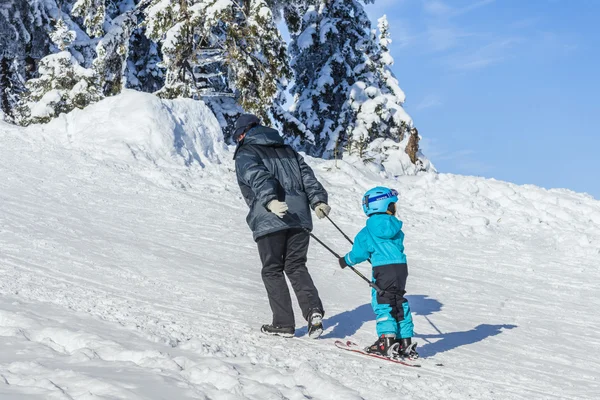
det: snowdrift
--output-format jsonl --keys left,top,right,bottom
{"left": 39, "top": 89, "right": 228, "bottom": 168}
{"left": 1, "top": 92, "right": 599, "bottom": 399}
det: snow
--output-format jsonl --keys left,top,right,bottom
{"left": 366, "top": 137, "right": 434, "bottom": 176}
{"left": 143, "top": 0, "right": 173, "bottom": 40}
{"left": 296, "top": 25, "right": 316, "bottom": 50}
{"left": 41, "top": 90, "right": 228, "bottom": 169}
{"left": 319, "top": 18, "right": 339, "bottom": 44}
{"left": 257, "top": 3, "right": 272, "bottom": 20}
{"left": 29, "top": 89, "right": 62, "bottom": 118}
{"left": 205, "top": 0, "right": 234, "bottom": 20}
{"left": 162, "top": 21, "right": 185, "bottom": 58}
{"left": 1, "top": 93, "right": 600, "bottom": 399}
{"left": 316, "top": 62, "right": 334, "bottom": 88}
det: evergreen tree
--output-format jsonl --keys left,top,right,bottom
{"left": 143, "top": 0, "right": 243, "bottom": 140}
{"left": 17, "top": 19, "right": 103, "bottom": 125}
{"left": 71, "top": 0, "right": 107, "bottom": 38}
{"left": 70, "top": 0, "right": 140, "bottom": 96}
{"left": 0, "top": 56, "right": 15, "bottom": 121}
{"left": 225, "top": 0, "right": 291, "bottom": 123}
{"left": 93, "top": 12, "right": 137, "bottom": 96}
{"left": 125, "top": 27, "right": 165, "bottom": 93}
{"left": 0, "top": 0, "right": 56, "bottom": 122}
{"left": 143, "top": 0, "right": 290, "bottom": 139}
{"left": 288, "top": 0, "right": 371, "bottom": 158}
{"left": 345, "top": 15, "right": 412, "bottom": 153}
{"left": 288, "top": 6, "right": 417, "bottom": 162}
{"left": 143, "top": 0, "right": 234, "bottom": 100}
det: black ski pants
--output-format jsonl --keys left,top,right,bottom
{"left": 372, "top": 263, "right": 414, "bottom": 338}
{"left": 256, "top": 228, "right": 324, "bottom": 327}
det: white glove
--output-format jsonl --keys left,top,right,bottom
{"left": 267, "top": 200, "right": 288, "bottom": 218}
{"left": 314, "top": 203, "right": 331, "bottom": 219}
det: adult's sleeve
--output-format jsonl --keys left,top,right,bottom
{"left": 296, "top": 152, "right": 328, "bottom": 208}
{"left": 235, "top": 148, "right": 279, "bottom": 208}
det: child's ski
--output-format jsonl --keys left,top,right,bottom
{"left": 334, "top": 340, "right": 422, "bottom": 367}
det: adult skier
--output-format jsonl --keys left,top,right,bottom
{"left": 233, "top": 114, "right": 331, "bottom": 338}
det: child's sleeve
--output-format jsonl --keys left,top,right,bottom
{"left": 343, "top": 231, "right": 371, "bottom": 266}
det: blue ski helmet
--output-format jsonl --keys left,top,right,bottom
{"left": 362, "top": 187, "right": 399, "bottom": 216}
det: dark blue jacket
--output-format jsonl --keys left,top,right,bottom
{"left": 234, "top": 126, "right": 328, "bottom": 240}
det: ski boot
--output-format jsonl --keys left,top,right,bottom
{"left": 365, "top": 334, "right": 398, "bottom": 357}
{"left": 261, "top": 324, "right": 295, "bottom": 338}
{"left": 396, "top": 337, "right": 419, "bottom": 360}
{"left": 307, "top": 310, "right": 324, "bottom": 339}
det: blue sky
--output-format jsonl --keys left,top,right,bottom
{"left": 363, "top": 0, "right": 600, "bottom": 199}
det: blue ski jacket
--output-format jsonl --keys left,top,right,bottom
{"left": 343, "top": 213, "right": 407, "bottom": 267}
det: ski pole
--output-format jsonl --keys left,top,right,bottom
{"left": 327, "top": 215, "right": 372, "bottom": 266}
{"left": 326, "top": 215, "right": 354, "bottom": 245}
{"left": 305, "top": 229, "right": 384, "bottom": 295}
{"left": 324, "top": 217, "right": 389, "bottom": 296}
{"left": 305, "top": 229, "right": 342, "bottom": 258}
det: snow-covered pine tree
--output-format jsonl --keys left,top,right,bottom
{"left": 225, "top": 0, "right": 291, "bottom": 123}
{"left": 342, "top": 14, "right": 429, "bottom": 172}
{"left": 345, "top": 15, "right": 412, "bottom": 154}
{"left": 143, "top": 0, "right": 290, "bottom": 141}
{"left": 71, "top": 0, "right": 107, "bottom": 38}
{"left": 0, "top": 0, "right": 57, "bottom": 122}
{"left": 288, "top": 0, "right": 372, "bottom": 158}
{"left": 264, "top": 1, "right": 307, "bottom": 35}
{"left": 17, "top": 18, "right": 103, "bottom": 125}
{"left": 0, "top": 56, "right": 26, "bottom": 123}
{"left": 288, "top": 5, "right": 419, "bottom": 164}
{"left": 143, "top": 0, "right": 242, "bottom": 140}
{"left": 144, "top": 0, "right": 199, "bottom": 99}
{"left": 0, "top": 56, "right": 14, "bottom": 121}
{"left": 71, "top": 0, "right": 140, "bottom": 96}
{"left": 93, "top": 11, "right": 137, "bottom": 96}
{"left": 125, "top": 27, "right": 164, "bottom": 93}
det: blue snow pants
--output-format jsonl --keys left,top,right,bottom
{"left": 371, "top": 263, "right": 414, "bottom": 338}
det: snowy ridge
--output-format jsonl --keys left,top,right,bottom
{"left": 1, "top": 93, "right": 599, "bottom": 399}
{"left": 40, "top": 90, "right": 228, "bottom": 168}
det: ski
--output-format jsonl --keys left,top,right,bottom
{"left": 334, "top": 340, "right": 422, "bottom": 367}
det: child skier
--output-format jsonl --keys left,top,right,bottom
{"left": 338, "top": 187, "right": 418, "bottom": 359}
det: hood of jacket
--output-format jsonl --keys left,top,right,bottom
{"left": 242, "top": 126, "right": 284, "bottom": 146}
{"left": 366, "top": 213, "right": 403, "bottom": 239}
{"left": 233, "top": 126, "right": 284, "bottom": 159}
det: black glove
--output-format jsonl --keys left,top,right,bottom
{"left": 338, "top": 257, "right": 348, "bottom": 269}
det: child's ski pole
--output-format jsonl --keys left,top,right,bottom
{"left": 305, "top": 229, "right": 384, "bottom": 295}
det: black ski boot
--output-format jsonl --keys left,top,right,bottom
{"left": 261, "top": 324, "right": 295, "bottom": 338}
{"left": 396, "top": 337, "right": 419, "bottom": 360}
{"left": 307, "top": 310, "right": 324, "bottom": 339}
{"left": 365, "top": 334, "right": 397, "bottom": 357}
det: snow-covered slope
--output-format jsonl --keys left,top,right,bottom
{"left": 1, "top": 92, "right": 599, "bottom": 399}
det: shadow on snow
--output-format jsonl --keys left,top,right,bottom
{"left": 297, "top": 294, "right": 517, "bottom": 357}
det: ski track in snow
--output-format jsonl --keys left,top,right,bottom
{"left": 1, "top": 95, "right": 600, "bottom": 399}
